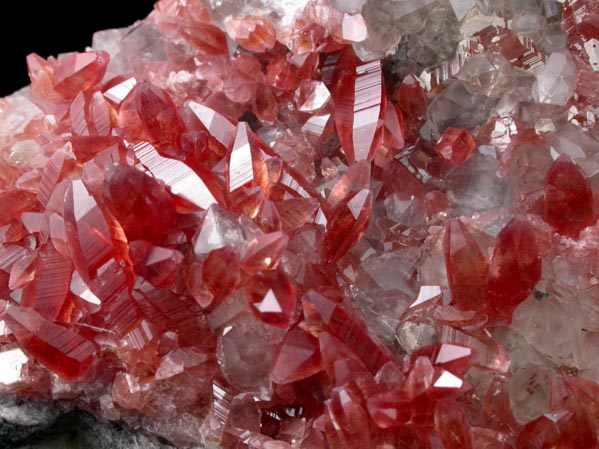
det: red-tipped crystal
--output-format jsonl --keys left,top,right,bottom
{"left": 367, "top": 390, "right": 411, "bottom": 428}
{"left": 225, "top": 16, "right": 277, "bottom": 53}
{"left": 324, "top": 386, "right": 373, "bottom": 449}
{"left": 270, "top": 327, "right": 322, "bottom": 384}
{"left": 3, "top": 2, "right": 599, "bottom": 448}
{"left": 246, "top": 270, "right": 297, "bottom": 328}
{"left": 544, "top": 155, "right": 596, "bottom": 237}
{"left": 488, "top": 218, "right": 542, "bottom": 321}
{"left": 444, "top": 219, "right": 489, "bottom": 311}
{"left": 323, "top": 188, "right": 372, "bottom": 263}
{"left": 242, "top": 231, "right": 289, "bottom": 274}
{"left": 333, "top": 49, "right": 385, "bottom": 163}
{"left": 2, "top": 303, "right": 97, "bottom": 381}
{"left": 21, "top": 245, "right": 72, "bottom": 321}
{"left": 434, "top": 128, "right": 476, "bottom": 165}
{"left": 195, "top": 246, "right": 241, "bottom": 308}
{"left": 103, "top": 164, "right": 178, "bottom": 244}
{"left": 64, "top": 179, "right": 114, "bottom": 280}
{"left": 134, "top": 83, "right": 185, "bottom": 154}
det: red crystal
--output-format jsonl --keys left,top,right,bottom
{"left": 133, "top": 83, "right": 185, "bottom": 155}
{"left": 195, "top": 246, "right": 241, "bottom": 309}
{"left": 444, "top": 219, "right": 489, "bottom": 312}
{"left": 246, "top": 269, "right": 298, "bottom": 328}
{"left": 130, "top": 242, "right": 183, "bottom": 288}
{"left": 324, "top": 386, "right": 372, "bottom": 449}
{"left": 487, "top": 218, "right": 542, "bottom": 322}
{"left": 225, "top": 16, "right": 277, "bottom": 53}
{"left": 103, "top": 164, "right": 178, "bottom": 244}
{"left": 323, "top": 188, "right": 372, "bottom": 263}
{"left": 181, "top": 23, "right": 229, "bottom": 56}
{"left": 64, "top": 179, "right": 114, "bottom": 280}
{"left": 367, "top": 390, "right": 411, "bottom": 428}
{"left": 28, "top": 51, "right": 110, "bottom": 102}
{"left": 544, "top": 155, "right": 596, "bottom": 237}
{"left": 21, "top": 244, "right": 72, "bottom": 321}
{"left": 302, "top": 290, "right": 393, "bottom": 374}
{"left": 271, "top": 327, "right": 322, "bottom": 384}
{"left": 242, "top": 231, "right": 289, "bottom": 274}
{"left": 2, "top": 2, "right": 599, "bottom": 448}
{"left": 1, "top": 302, "right": 97, "bottom": 381}
{"left": 332, "top": 49, "right": 385, "bottom": 163}
{"left": 395, "top": 74, "right": 427, "bottom": 143}
{"left": 435, "top": 401, "right": 473, "bottom": 449}
{"left": 434, "top": 127, "right": 476, "bottom": 165}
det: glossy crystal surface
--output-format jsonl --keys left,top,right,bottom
{"left": 1, "top": 0, "right": 599, "bottom": 448}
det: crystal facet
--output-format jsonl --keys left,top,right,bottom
{"left": 1, "top": 1, "right": 599, "bottom": 448}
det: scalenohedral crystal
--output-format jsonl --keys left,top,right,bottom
{"left": 1, "top": 0, "right": 599, "bottom": 448}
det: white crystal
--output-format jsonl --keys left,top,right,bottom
{"left": 0, "top": 348, "right": 28, "bottom": 385}
{"left": 217, "top": 322, "right": 284, "bottom": 400}
{"left": 342, "top": 13, "right": 368, "bottom": 42}
{"left": 435, "top": 344, "right": 472, "bottom": 364}
{"left": 512, "top": 294, "right": 580, "bottom": 363}
{"left": 331, "top": 0, "right": 368, "bottom": 13}
{"left": 584, "top": 38, "right": 599, "bottom": 72}
{"left": 396, "top": 321, "right": 438, "bottom": 353}
{"left": 91, "top": 27, "right": 133, "bottom": 78}
{"left": 449, "top": 0, "right": 475, "bottom": 21}
{"left": 193, "top": 205, "right": 252, "bottom": 256}
{"left": 446, "top": 154, "right": 508, "bottom": 214}
{"left": 296, "top": 81, "right": 331, "bottom": 113}
{"left": 410, "top": 285, "right": 442, "bottom": 308}
{"left": 533, "top": 51, "right": 576, "bottom": 106}
{"left": 8, "top": 139, "right": 46, "bottom": 169}
{"left": 0, "top": 88, "right": 43, "bottom": 141}
{"left": 434, "top": 370, "right": 463, "bottom": 388}
{"left": 508, "top": 365, "right": 553, "bottom": 424}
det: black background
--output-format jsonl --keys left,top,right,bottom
{"left": 0, "top": 1, "right": 156, "bottom": 97}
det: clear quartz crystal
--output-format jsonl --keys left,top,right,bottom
{"left": 508, "top": 364, "right": 553, "bottom": 424}
{"left": 533, "top": 50, "right": 577, "bottom": 105}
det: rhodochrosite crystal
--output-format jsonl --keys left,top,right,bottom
{"left": 3, "top": 0, "right": 599, "bottom": 448}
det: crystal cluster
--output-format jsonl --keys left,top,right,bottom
{"left": 1, "top": 0, "right": 599, "bottom": 448}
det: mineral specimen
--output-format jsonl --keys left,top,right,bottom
{"left": 1, "top": 0, "right": 599, "bottom": 448}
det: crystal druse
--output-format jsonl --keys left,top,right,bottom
{"left": 1, "top": 0, "right": 599, "bottom": 448}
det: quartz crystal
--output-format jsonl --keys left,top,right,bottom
{"left": 1, "top": 0, "right": 599, "bottom": 448}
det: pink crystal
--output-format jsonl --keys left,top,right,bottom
{"left": 1, "top": 1, "right": 599, "bottom": 448}
{"left": 332, "top": 49, "right": 385, "bottom": 163}
{"left": 434, "top": 127, "right": 476, "bottom": 165}
{"left": 444, "top": 219, "right": 489, "bottom": 312}
{"left": 1, "top": 302, "right": 97, "bottom": 381}
{"left": 544, "top": 155, "right": 597, "bottom": 237}
{"left": 225, "top": 16, "right": 277, "bottom": 53}
{"left": 487, "top": 218, "right": 542, "bottom": 322}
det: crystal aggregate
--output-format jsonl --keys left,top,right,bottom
{"left": 1, "top": 0, "right": 599, "bottom": 448}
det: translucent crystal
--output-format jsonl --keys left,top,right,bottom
{"left": 533, "top": 51, "right": 576, "bottom": 105}
{"left": 1, "top": 1, "right": 599, "bottom": 448}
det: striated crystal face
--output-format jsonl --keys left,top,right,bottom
{"left": 2, "top": 0, "right": 599, "bottom": 448}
